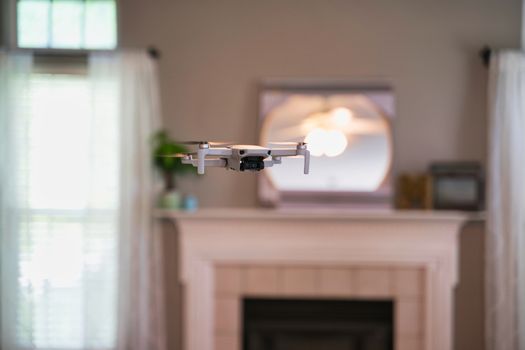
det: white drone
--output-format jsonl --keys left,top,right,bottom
{"left": 167, "top": 141, "right": 310, "bottom": 175}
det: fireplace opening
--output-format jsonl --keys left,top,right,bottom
{"left": 243, "top": 298, "right": 393, "bottom": 350}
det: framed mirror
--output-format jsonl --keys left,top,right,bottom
{"left": 258, "top": 80, "right": 395, "bottom": 208}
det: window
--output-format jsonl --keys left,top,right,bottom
{"left": 10, "top": 68, "right": 119, "bottom": 348}
{"left": 17, "top": 0, "right": 117, "bottom": 49}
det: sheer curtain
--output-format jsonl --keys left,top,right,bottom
{"left": 486, "top": 51, "right": 525, "bottom": 350}
{"left": 0, "top": 50, "right": 165, "bottom": 350}
{"left": 108, "top": 52, "right": 166, "bottom": 350}
{"left": 0, "top": 51, "right": 35, "bottom": 350}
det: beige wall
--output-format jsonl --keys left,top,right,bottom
{"left": 120, "top": 0, "right": 520, "bottom": 207}
{"left": 120, "top": 1, "right": 516, "bottom": 349}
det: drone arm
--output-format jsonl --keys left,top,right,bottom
{"left": 271, "top": 146, "right": 310, "bottom": 174}
{"left": 303, "top": 149, "right": 310, "bottom": 174}
{"left": 183, "top": 158, "right": 227, "bottom": 169}
{"left": 270, "top": 148, "right": 299, "bottom": 157}
{"left": 197, "top": 148, "right": 209, "bottom": 174}
{"left": 207, "top": 148, "right": 233, "bottom": 157}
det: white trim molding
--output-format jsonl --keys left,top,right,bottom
{"left": 158, "top": 209, "right": 477, "bottom": 350}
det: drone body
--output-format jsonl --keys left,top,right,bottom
{"left": 174, "top": 142, "right": 310, "bottom": 175}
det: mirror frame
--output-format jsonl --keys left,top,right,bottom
{"left": 257, "top": 79, "right": 395, "bottom": 209}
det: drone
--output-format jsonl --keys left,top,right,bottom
{"left": 165, "top": 141, "right": 310, "bottom": 175}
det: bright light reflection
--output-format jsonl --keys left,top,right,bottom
{"left": 331, "top": 107, "right": 353, "bottom": 127}
{"left": 304, "top": 128, "right": 326, "bottom": 156}
{"left": 324, "top": 129, "right": 348, "bottom": 157}
{"left": 304, "top": 128, "right": 348, "bottom": 157}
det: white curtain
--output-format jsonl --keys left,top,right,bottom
{"left": 0, "top": 51, "right": 34, "bottom": 350}
{"left": 0, "top": 50, "right": 166, "bottom": 350}
{"left": 486, "top": 51, "right": 525, "bottom": 350}
{"left": 107, "top": 52, "right": 167, "bottom": 350}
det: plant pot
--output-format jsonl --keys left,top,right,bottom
{"left": 159, "top": 189, "right": 182, "bottom": 209}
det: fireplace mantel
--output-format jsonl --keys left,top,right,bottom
{"left": 157, "top": 209, "right": 480, "bottom": 350}
{"left": 156, "top": 207, "right": 480, "bottom": 222}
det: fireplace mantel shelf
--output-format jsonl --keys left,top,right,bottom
{"left": 155, "top": 208, "right": 484, "bottom": 223}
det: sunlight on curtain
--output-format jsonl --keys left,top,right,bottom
{"left": 1, "top": 53, "right": 119, "bottom": 349}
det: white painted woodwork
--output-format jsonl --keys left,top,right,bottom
{"left": 157, "top": 209, "right": 477, "bottom": 350}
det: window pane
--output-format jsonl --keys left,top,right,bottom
{"left": 85, "top": 1, "right": 117, "bottom": 49}
{"left": 51, "top": 1, "right": 83, "bottom": 49}
{"left": 17, "top": 0, "right": 117, "bottom": 49}
{"left": 17, "top": 0, "right": 50, "bottom": 48}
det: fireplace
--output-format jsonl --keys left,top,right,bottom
{"left": 243, "top": 298, "right": 394, "bottom": 350}
{"left": 160, "top": 208, "right": 468, "bottom": 350}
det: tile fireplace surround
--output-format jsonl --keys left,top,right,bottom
{"left": 157, "top": 209, "right": 476, "bottom": 350}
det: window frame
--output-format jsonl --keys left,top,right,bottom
{"left": 6, "top": 0, "right": 119, "bottom": 53}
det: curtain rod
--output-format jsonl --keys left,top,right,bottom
{"left": 147, "top": 46, "right": 160, "bottom": 59}
{"left": 480, "top": 46, "right": 492, "bottom": 68}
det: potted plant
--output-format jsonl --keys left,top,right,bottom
{"left": 152, "top": 130, "right": 195, "bottom": 209}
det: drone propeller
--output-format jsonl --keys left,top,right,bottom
{"left": 268, "top": 141, "right": 307, "bottom": 146}
{"left": 158, "top": 153, "right": 193, "bottom": 158}
{"left": 180, "top": 141, "right": 234, "bottom": 146}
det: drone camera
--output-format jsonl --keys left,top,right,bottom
{"left": 240, "top": 156, "right": 265, "bottom": 171}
